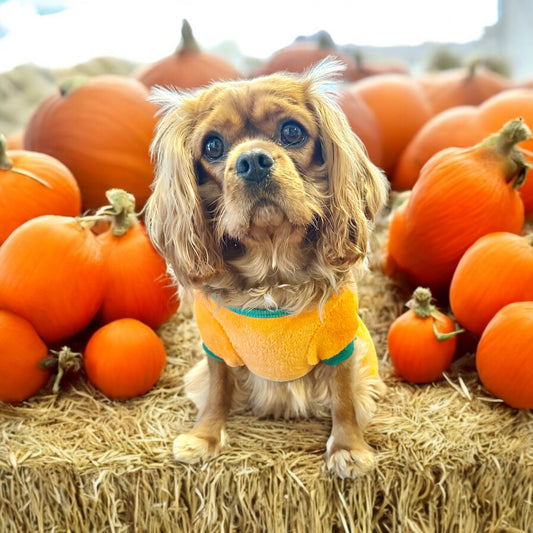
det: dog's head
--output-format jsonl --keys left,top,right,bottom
{"left": 146, "top": 59, "right": 387, "bottom": 292}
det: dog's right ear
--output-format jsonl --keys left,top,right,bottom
{"left": 145, "top": 87, "right": 224, "bottom": 288}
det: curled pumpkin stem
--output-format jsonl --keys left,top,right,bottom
{"left": 481, "top": 118, "right": 531, "bottom": 189}
{"left": 39, "top": 347, "right": 82, "bottom": 394}
{"left": 406, "top": 287, "right": 464, "bottom": 342}
{"left": 77, "top": 188, "right": 139, "bottom": 235}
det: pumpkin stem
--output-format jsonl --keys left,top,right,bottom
{"left": 0, "top": 133, "right": 14, "bottom": 170}
{"left": 432, "top": 321, "right": 464, "bottom": 342}
{"left": 59, "top": 75, "right": 89, "bottom": 97}
{"left": 481, "top": 118, "right": 531, "bottom": 189}
{"left": 405, "top": 287, "right": 436, "bottom": 318}
{"left": 177, "top": 19, "right": 200, "bottom": 54}
{"left": 0, "top": 132, "right": 53, "bottom": 188}
{"left": 39, "top": 347, "right": 82, "bottom": 394}
{"left": 95, "top": 188, "right": 139, "bottom": 236}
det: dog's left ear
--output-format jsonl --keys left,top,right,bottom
{"left": 303, "top": 59, "right": 388, "bottom": 267}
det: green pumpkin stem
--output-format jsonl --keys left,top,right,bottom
{"left": 481, "top": 118, "right": 531, "bottom": 190}
{"left": 177, "top": 19, "right": 200, "bottom": 54}
{"left": 406, "top": 287, "right": 464, "bottom": 342}
{"left": 96, "top": 188, "right": 139, "bottom": 236}
{"left": 0, "top": 132, "right": 52, "bottom": 188}
{"left": 39, "top": 346, "right": 82, "bottom": 394}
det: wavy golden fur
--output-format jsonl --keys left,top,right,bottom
{"left": 145, "top": 59, "right": 388, "bottom": 478}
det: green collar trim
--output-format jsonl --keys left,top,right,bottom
{"left": 225, "top": 305, "right": 291, "bottom": 318}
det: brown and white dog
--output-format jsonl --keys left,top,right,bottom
{"left": 145, "top": 59, "right": 388, "bottom": 478}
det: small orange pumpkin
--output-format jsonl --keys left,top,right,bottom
{"left": 476, "top": 301, "right": 533, "bottom": 409}
{"left": 137, "top": 20, "right": 241, "bottom": 90}
{"left": 84, "top": 318, "right": 167, "bottom": 399}
{"left": 24, "top": 75, "right": 158, "bottom": 211}
{"left": 387, "top": 287, "right": 462, "bottom": 383}
{"left": 0, "top": 310, "right": 51, "bottom": 403}
{"left": 95, "top": 189, "right": 179, "bottom": 328}
{"left": 386, "top": 118, "right": 527, "bottom": 296}
{"left": 0, "top": 215, "right": 105, "bottom": 344}
{"left": 450, "top": 232, "right": 533, "bottom": 337}
{"left": 0, "top": 133, "right": 81, "bottom": 244}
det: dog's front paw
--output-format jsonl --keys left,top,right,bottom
{"left": 325, "top": 439, "right": 376, "bottom": 478}
{"left": 173, "top": 429, "right": 227, "bottom": 464}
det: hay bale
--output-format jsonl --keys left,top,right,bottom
{"left": 0, "top": 61, "right": 531, "bottom": 533}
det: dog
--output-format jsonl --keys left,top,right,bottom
{"left": 145, "top": 59, "right": 388, "bottom": 478}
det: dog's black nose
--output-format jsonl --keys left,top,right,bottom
{"left": 236, "top": 148, "right": 274, "bottom": 183}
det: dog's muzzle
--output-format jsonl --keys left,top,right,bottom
{"left": 236, "top": 148, "right": 274, "bottom": 183}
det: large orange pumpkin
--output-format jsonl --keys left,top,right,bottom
{"left": 349, "top": 74, "right": 433, "bottom": 176}
{"left": 449, "top": 232, "right": 533, "bottom": 337}
{"left": 0, "top": 133, "right": 81, "bottom": 244}
{"left": 386, "top": 119, "right": 527, "bottom": 296}
{"left": 24, "top": 75, "right": 158, "bottom": 211}
{"left": 476, "top": 301, "right": 533, "bottom": 409}
{"left": 137, "top": 20, "right": 241, "bottom": 90}
{"left": 0, "top": 215, "right": 105, "bottom": 344}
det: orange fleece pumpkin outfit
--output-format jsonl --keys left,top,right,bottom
{"left": 194, "top": 287, "right": 379, "bottom": 382}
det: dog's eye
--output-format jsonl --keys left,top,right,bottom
{"left": 203, "top": 135, "right": 225, "bottom": 161}
{"left": 280, "top": 121, "right": 307, "bottom": 146}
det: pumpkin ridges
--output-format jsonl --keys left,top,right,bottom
{"left": 24, "top": 75, "right": 158, "bottom": 211}
{"left": 386, "top": 119, "right": 528, "bottom": 295}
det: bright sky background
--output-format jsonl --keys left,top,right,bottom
{"left": 0, "top": 0, "right": 499, "bottom": 72}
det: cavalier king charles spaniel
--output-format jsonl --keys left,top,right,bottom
{"left": 145, "top": 59, "right": 388, "bottom": 478}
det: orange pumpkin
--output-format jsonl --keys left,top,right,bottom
{"left": 387, "top": 287, "right": 462, "bottom": 383}
{"left": 137, "top": 20, "right": 241, "bottom": 89}
{"left": 0, "top": 215, "right": 105, "bottom": 344}
{"left": 418, "top": 63, "right": 512, "bottom": 115}
{"left": 478, "top": 88, "right": 533, "bottom": 153}
{"left": 96, "top": 189, "right": 179, "bottom": 328}
{"left": 338, "top": 89, "right": 383, "bottom": 167}
{"left": 392, "top": 106, "right": 485, "bottom": 191}
{"left": 450, "top": 232, "right": 533, "bottom": 337}
{"left": 24, "top": 75, "right": 158, "bottom": 211}
{"left": 476, "top": 301, "right": 533, "bottom": 409}
{"left": 386, "top": 119, "right": 527, "bottom": 296}
{"left": 0, "top": 133, "right": 81, "bottom": 244}
{"left": 350, "top": 74, "right": 433, "bottom": 176}
{"left": 84, "top": 318, "right": 167, "bottom": 399}
{"left": 0, "top": 310, "right": 51, "bottom": 403}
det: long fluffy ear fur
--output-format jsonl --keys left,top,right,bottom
{"left": 144, "top": 87, "right": 224, "bottom": 288}
{"left": 303, "top": 59, "right": 389, "bottom": 268}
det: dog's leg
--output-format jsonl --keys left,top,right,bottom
{"left": 325, "top": 359, "right": 376, "bottom": 478}
{"left": 173, "top": 356, "right": 233, "bottom": 464}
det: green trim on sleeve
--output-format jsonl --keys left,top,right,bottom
{"left": 322, "top": 339, "right": 355, "bottom": 366}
